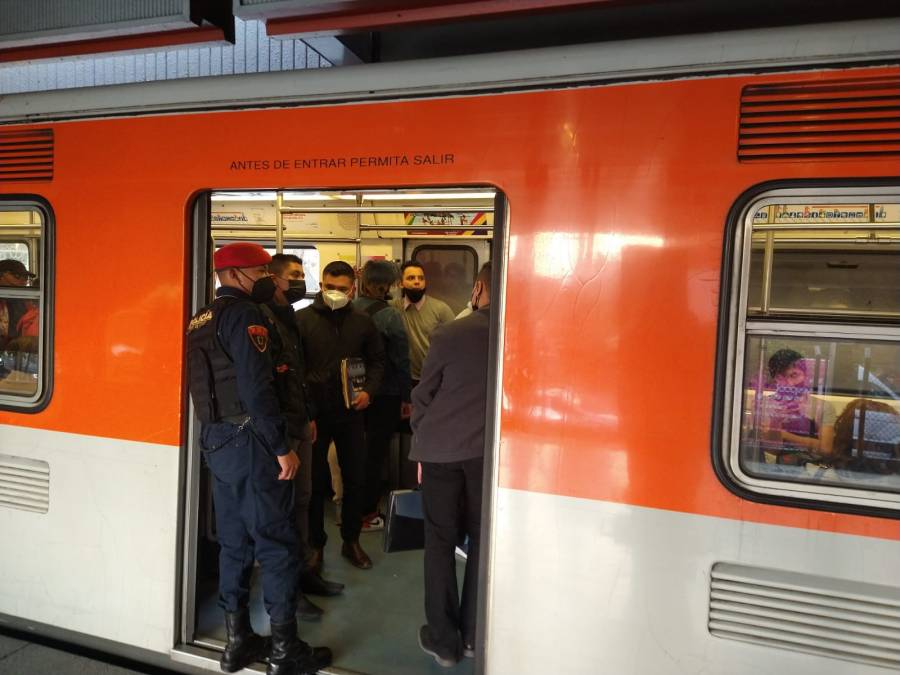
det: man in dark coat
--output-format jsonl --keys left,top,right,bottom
{"left": 352, "top": 260, "right": 413, "bottom": 530}
{"left": 411, "top": 262, "right": 492, "bottom": 668}
{"left": 263, "top": 254, "right": 344, "bottom": 622}
{"left": 296, "top": 260, "right": 386, "bottom": 570}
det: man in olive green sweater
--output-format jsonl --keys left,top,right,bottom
{"left": 391, "top": 260, "right": 456, "bottom": 488}
{"left": 391, "top": 261, "right": 456, "bottom": 385}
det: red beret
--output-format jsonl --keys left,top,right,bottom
{"left": 214, "top": 242, "right": 272, "bottom": 271}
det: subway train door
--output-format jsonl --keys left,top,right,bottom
{"left": 178, "top": 187, "right": 504, "bottom": 675}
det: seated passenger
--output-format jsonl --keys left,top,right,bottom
{"left": 0, "top": 259, "right": 37, "bottom": 355}
{"left": 828, "top": 399, "right": 900, "bottom": 473}
{"left": 759, "top": 348, "right": 835, "bottom": 464}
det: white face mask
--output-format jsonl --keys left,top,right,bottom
{"left": 323, "top": 289, "right": 350, "bottom": 310}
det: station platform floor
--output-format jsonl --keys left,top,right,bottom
{"left": 0, "top": 631, "right": 174, "bottom": 675}
{"left": 0, "top": 501, "right": 475, "bottom": 675}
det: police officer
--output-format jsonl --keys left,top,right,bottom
{"left": 187, "top": 242, "right": 331, "bottom": 675}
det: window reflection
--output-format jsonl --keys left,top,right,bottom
{"left": 740, "top": 336, "right": 900, "bottom": 493}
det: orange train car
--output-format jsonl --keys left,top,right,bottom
{"left": 0, "top": 17, "right": 899, "bottom": 675}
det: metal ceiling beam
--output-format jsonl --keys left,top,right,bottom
{"left": 262, "top": 0, "right": 613, "bottom": 37}
{"left": 0, "top": 0, "right": 235, "bottom": 64}
{"left": 0, "top": 0, "right": 196, "bottom": 48}
{"left": 0, "top": 26, "right": 228, "bottom": 64}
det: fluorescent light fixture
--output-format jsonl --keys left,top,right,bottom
{"left": 211, "top": 190, "right": 496, "bottom": 202}
{"left": 282, "top": 192, "right": 356, "bottom": 201}
{"left": 361, "top": 191, "right": 496, "bottom": 201}
{"left": 213, "top": 191, "right": 276, "bottom": 202}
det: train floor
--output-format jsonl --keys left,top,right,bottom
{"left": 196, "top": 499, "right": 475, "bottom": 675}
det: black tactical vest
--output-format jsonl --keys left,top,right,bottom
{"left": 186, "top": 296, "right": 246, "bottom": 424}
{"left": 260, "top": 303, "right": 308, "bottom": 438}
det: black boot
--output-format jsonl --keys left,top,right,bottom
{"left": 299, "top": 569, "right": 344, "bottom": 597}
{"left": 267, "top": 618, "right": 332, "bottom": 675}
{"left": 221, "top": 608, "right": 267, "bottom": 673}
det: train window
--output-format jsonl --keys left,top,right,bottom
{"left": 721, "top": 189, "right": 900, "bottom": 513}
{"left": 0, "top": 204, "right": 48, "bottom": 408}
{"left": 0, "top": 242, "right": 28, "bottom": 268}
{"left": 738, "top": 335, "right": 900, "bottom": 494}
{"left": 411, "top": 245, "right": 477, "bottom": 315}
{"left": 747, "top": 229, "right": 900, "bottom": 316}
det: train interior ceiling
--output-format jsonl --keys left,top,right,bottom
{"left": 191, "top": 187, "right": 496, "bottom": 675}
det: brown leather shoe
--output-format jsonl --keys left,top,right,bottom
{"left": 341, "top": 540, "right": 372, "bottom": 570}
{"left": 308, "top": 547, "right": 323, "bottom": 576}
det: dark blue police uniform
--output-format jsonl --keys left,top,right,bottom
{"left": 194, "top": 286, "right": 298, "bottom": 624}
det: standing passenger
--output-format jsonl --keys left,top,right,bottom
{"left": 392, "top": 261, "right": 455, "bottom": 487}
{"left": 263, "top": 254, "right": 344, "bottom": 622}
{"left": 296, "top": 261, "right": 385, "bottom": 570}
{"left": 353, "top": 261, "right": 413, "bottom": 530}
{"left": 391, "top": 261, "right": 455, "bottom": 387}
{"left": 411, "top": 262, "right": 492, "bottom": 667}
{"left": 186, "top": 242, "right": 331, "bottom": 675}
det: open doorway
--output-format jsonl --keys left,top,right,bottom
{"left": 181, "top": 187, "right": 504, "bottom": 675}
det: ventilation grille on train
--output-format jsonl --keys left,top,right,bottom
{"left": 709, "top": 563, "right": 900, "bottom": 670}
{"left": 0, "top": 129, "right": 54, "bottom": 182}
{"left": 0, "top": 453, "right": 49, "bottom": 514}
{"left": 738, "top": 77, "right": 900, "bottom": 161}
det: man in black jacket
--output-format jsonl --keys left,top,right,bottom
{"left": 296, "top": 260, "right": 385, "bottom": 570}
{"left": 263, "top": 254, "right": 344, "bottom": 621}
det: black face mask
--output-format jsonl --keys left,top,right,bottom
{"left": 403, "top": 287, "right": 426, "bottom": 304}
{"left": 284, "top": 279, "right": 307, "bottom": 303}
{"left": 238, "top": 269, "right": 277, "bottom": 303}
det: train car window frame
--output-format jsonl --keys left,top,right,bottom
{"left": 715, "top": 183, "right": 900, "bottom": 517}
{"left": 410, "top": 243, "right": 479, "bottom": 315}
{"left": 0, "top": 197, "right": 53, "bottom": 412}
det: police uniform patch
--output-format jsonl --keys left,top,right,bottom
{"left": 188, "top": 309, "right": 213, "bottom": 332}
{"left": 247, "top": 325, "right": 269, "bottom": 352}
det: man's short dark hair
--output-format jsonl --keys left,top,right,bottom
{"left": 323, "top": 260, "right": 355, "bottom": 280}
{"left": 768, "top": 348, "right": 804, "bottom": 379}
{"left": 401, "top": 260, "right": 425, "bottom": 276}
{"left": 476, "top": 261, "right": 492, "bottom": 287}
{"left": 270, "top": 253, "right": 302, "bottom": 276}
{"left": 361, "top": 260, "right": 398, "bottom": 298}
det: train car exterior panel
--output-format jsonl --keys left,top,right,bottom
{"left": 488, "top": 487, "right": 898, "bottom": 674}
{"left": 0, "top": 424, "right": 179, "bottom": 651}
{"left": 1, "top": 65, "right": 898, "bottom": 527}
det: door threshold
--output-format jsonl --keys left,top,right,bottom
{"left": 172, "top": 643, "right": 369, "bottom": 674}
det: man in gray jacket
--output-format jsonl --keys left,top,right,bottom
{"left": 411, "top": 262, "right": 492, "bottom": 668}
